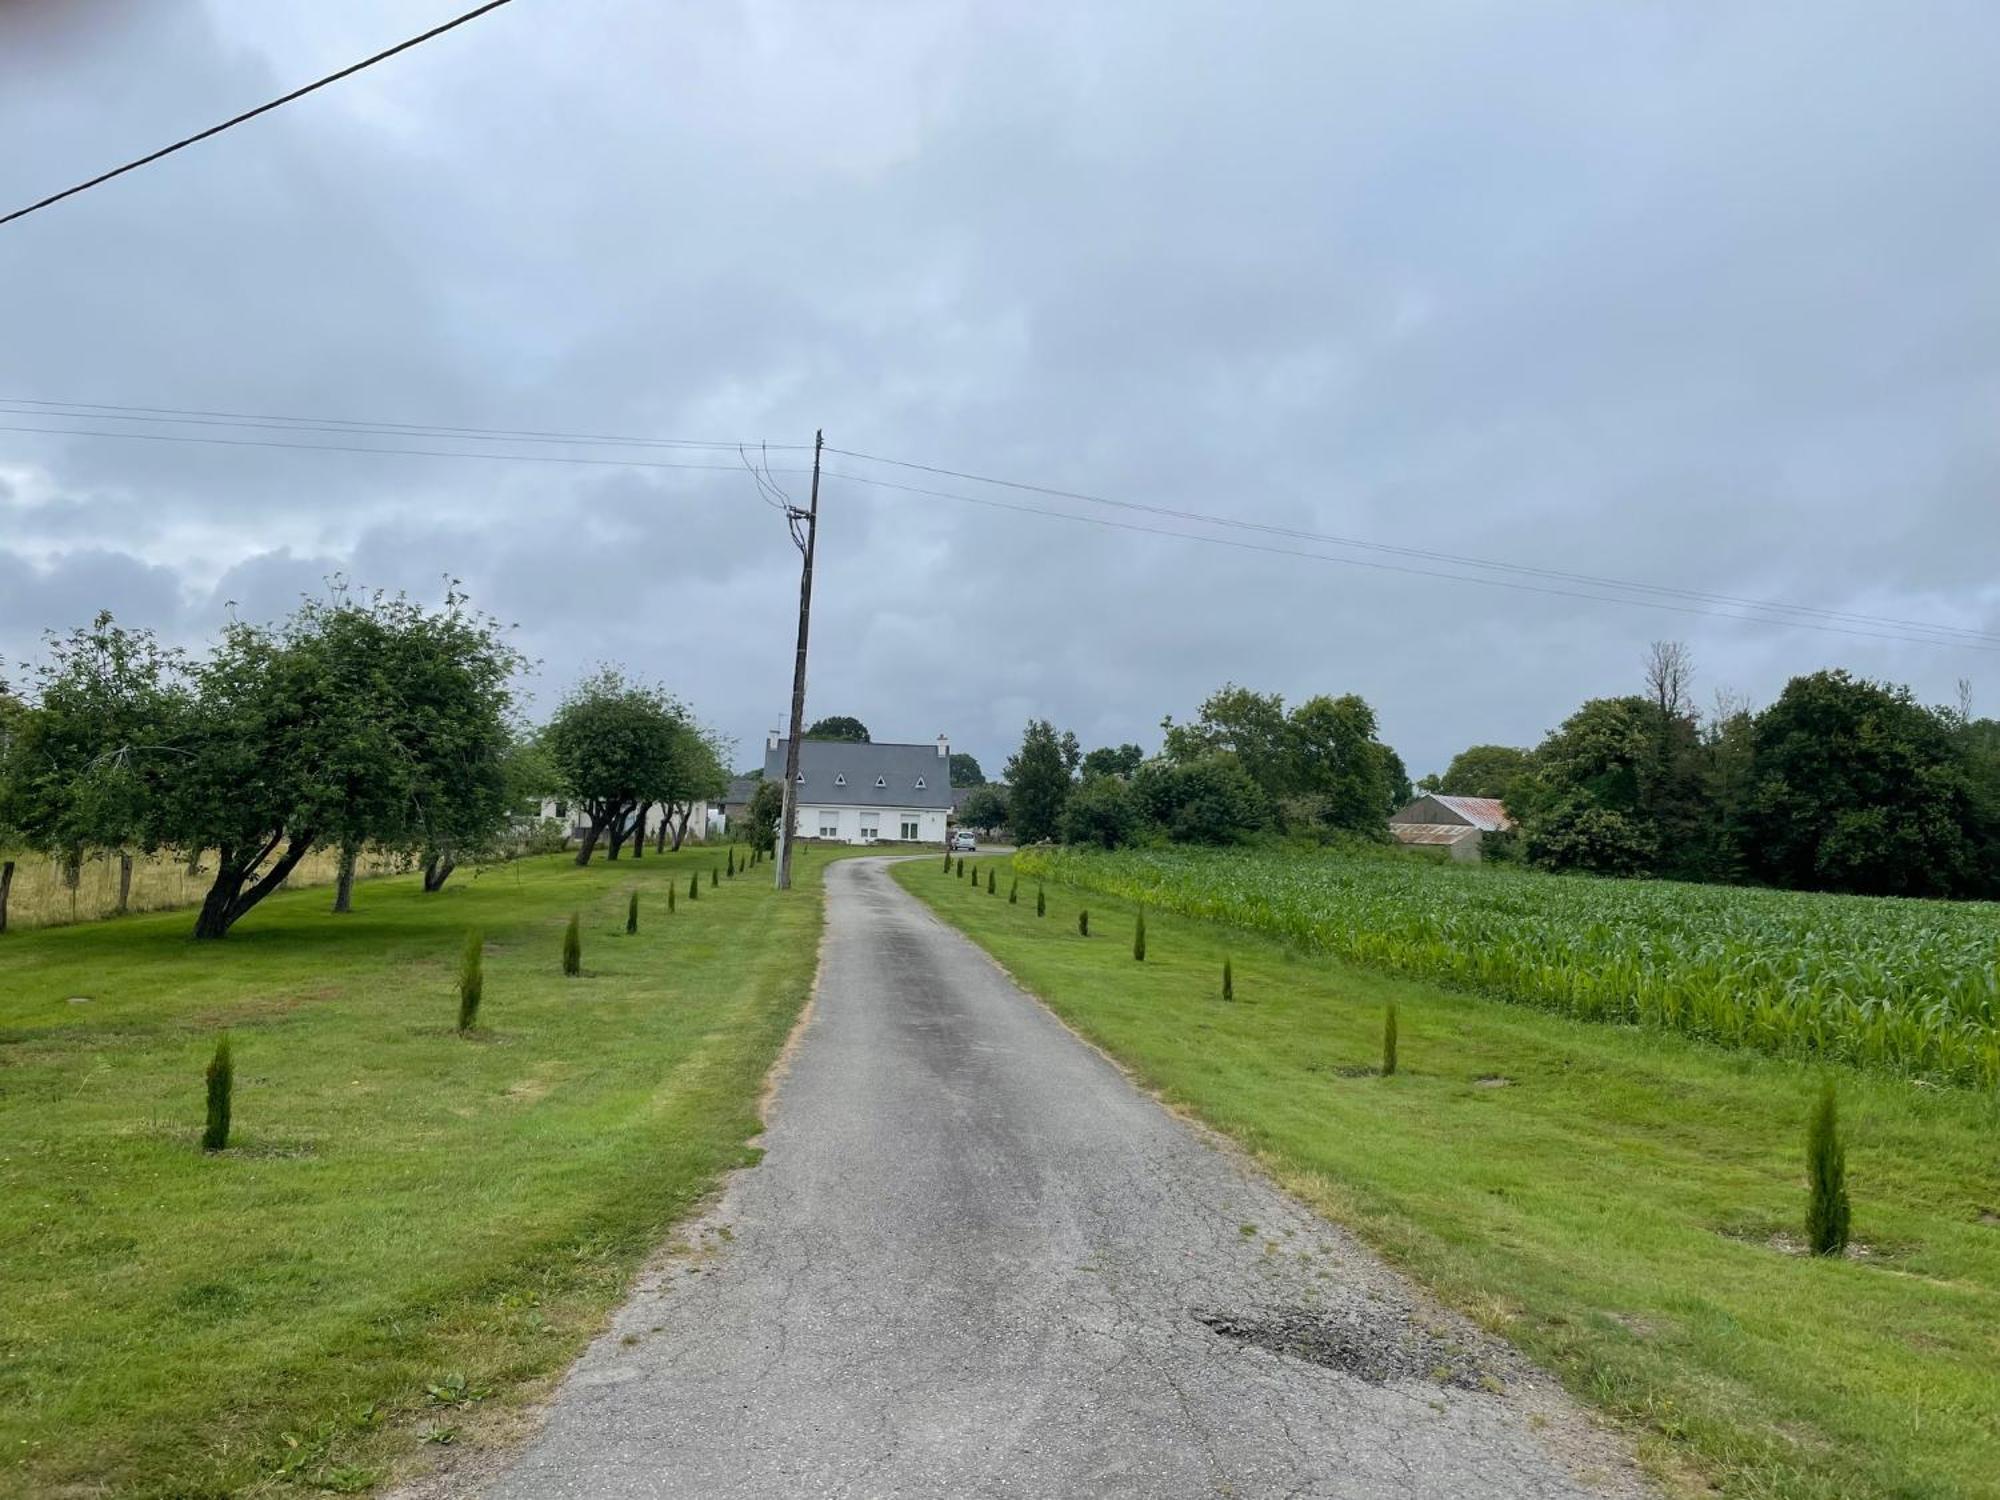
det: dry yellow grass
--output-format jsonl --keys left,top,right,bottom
{"left": 0, "top": 846, "right": 406, "bottom": 931}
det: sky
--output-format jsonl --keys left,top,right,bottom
{"left": 2, "top": 0, "right": 1996, "bottom": 780}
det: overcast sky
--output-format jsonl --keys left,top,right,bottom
{"left": 3, "top": 1, "right": 1996, "bottom": 778}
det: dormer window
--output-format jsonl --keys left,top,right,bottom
{"left": 795, "top": 772, "right": 806, "bottom": 783}
{"left": 874, "top": 775, "right": 886, "bottom": 788}
{"left": 834, "top": 774, "right": 846, "bottom": 786}
{"left": 914, "top": 776, "right": 926, "bottom": 789}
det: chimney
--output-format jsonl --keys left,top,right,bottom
{"left": 767, "top": 728, "right": 781, "bottom": 752}
{"left": 936, "top": 733, "right": 950, "bottom": 758}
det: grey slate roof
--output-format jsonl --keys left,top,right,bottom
{"left": 764, "top": 739, "right": 956, "bottom": 810}
{"left": 722, "top": 777, "right": 760, "bottom": 809}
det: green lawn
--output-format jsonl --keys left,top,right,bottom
{"left": 0, "top": 845, "right": 829, "bottom": 1498}
{"left": 902, "top": 856, "right": 2000, "bottom": 1500}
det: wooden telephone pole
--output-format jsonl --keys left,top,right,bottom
{"left": 775, "top": 431, "right": 822, "bottom": 891}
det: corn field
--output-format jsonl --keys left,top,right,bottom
{"left": 1015, "top": 846, "right": 2000, "bottom": 1089}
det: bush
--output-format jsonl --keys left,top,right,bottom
{"left": 1133, "top": 910, "right": 1147, "bottom": 961}
{"left": 626, "top": 891, "right": 639, "bottom": 935}
{"left": 1078, "top": 909, "right": 1090, "bottom": 936}
{"left": 563, "top": 913, "right": 581, "bottom": 976}
{"left": 1806, "top": 1080, "right": 1852, "bottom": 1256}
{"left": 1222, "top": 958, "right": 1233, "bottom": 1002}
{"left": 202, "top": 1035, "right": 233, "bottom": 1151}
{"left": 1382, "top": 1003, "right": 1398, "bottom": 1076}
{"left": 458, "top": 930, "right": 484, "bottom": 1032}
{"left": 1060, "top": 774, "right": 1139, "bottom": 849}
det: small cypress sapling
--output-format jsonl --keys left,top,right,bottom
{"left": 1009, "top": 877, "right": 1019, "bottom": 904}
{"left": 1132, "top": 910, "right": 1146, "bottom": 962}
{"left": 1222, "top": 958, "right": 1233, "bottom": 1002}
{"left": 987, "top": 868, "right": 996, "bottom": 894}
{"left": 563, "top": 913, "right": 582, "bottom": 976}
{"left": 943, "top": 849, "right": 953, "bottom": 874}
{"left": 668, "top": 882, "right": 677, "bottom": 914}
{"left": 727, "top": 847, "right": 736, "bottom": 877}
{"left": 956, "top": 857, "right": 965, "bottom": 878}
{"left": 711, "top": 865, "right": 719, "bottom": 888}
{"left": 1382, "top": 1002, "right": 1398, "bottom": 1076}
{"left": 1078, "top": 909, "right": 1090, "bottom": 936}
{"left": 1036, "top": 885, "right": 1046, "bottom": 917}
{"left": 627, "top": 891, "right": 640, "bottom": 934}
{"left": 202, "top": 1034, "right": 233, "bottom": 1151}
{"left": 1806, "top": 1080, "right": 1851, "bottom": 1257}
{"left": 458, "top": 931, "right": 484, "bottom": 1032}
{"left": 689, "top": 871, "right": 700, "bottom": 901}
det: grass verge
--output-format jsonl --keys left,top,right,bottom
{"left": 0, "top": 845, "right": 829, "bottom": 1497}
{"left": 900, "top": 855, "right": 2000, "bottom": 1500}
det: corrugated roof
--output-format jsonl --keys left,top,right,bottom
{"left": 763, "top": 739, "right": 956, "bottom": 810}
{"left": 1390, "top": 823, "right": 1481, "bottom": 846}
{"left": 1427, "top": 795, "right": 1512, "bottom": 831}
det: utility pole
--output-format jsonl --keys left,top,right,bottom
{"left": 775, "top": 430, "right": 822, "bottom": 890}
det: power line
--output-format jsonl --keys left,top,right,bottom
{"left": 825, "top": 446, "right": 2000, "bottom": 648}
{"left": 0, "top": 0, "right": 518, "bottom": 229}
{"left": 0, "top": 397, "right": 809, "bottom": 454}
{"left": 819, "top": 467, "right": 2000, "bottom": 654}
{"left": 0, "top": 420, "right": 813, "bottom": 477}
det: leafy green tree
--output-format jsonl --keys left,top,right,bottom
{"left": 1522, "top": 803, "right": 1659, "bottom": 877}
{"left": 958, "top": 783, "right": 1010, "bottom": 834}
{"left": 1509, "top": 697, "right": 1657, "bottom": 876}
{"left": 1420, "top": 744, "right": 1531, "bottom": 800}
{"left": 543, "top": 669, "right": 688, "bottom": 867}
{"left": 746, "top": 779, "right": 785, "bottom": 855}
{"left": 804, "top": 715, "right": 870, "bottom": 743}
{"left": 1080, "top": 743, "right": 1145, "bottom": 779}
{"left": 1131, "top": 753, "right": 1268, "bottom": 843}
{"left": 656, "top": 724, "right": 731, "bottom": 853}
{"left": 1284, "top": 693, "right": 1402, "bottom": 834}
{"left": 1059, "top": 774, "right": 1139, "bottom": 849}
{"left": 1003, "top": 719, "right": 1080, "bottom": 844}
{"left": 1745, "top": 670, "right": 1986, "bottom": 897}
{"left": 1160, "top": 685, "right": 1289, "bottom": 797}
{"left": 948, "top": 752, "right": 984, "bottom": 787}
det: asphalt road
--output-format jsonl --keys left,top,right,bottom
{"left": 471, "top": 857, "right": 1647, "bottom": 1499}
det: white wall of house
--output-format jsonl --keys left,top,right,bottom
{"left": 791, "top": 804, "right": 947, "bottom": 845}
{"left": 537, "top": 798, "right": 714, "bottom": 843}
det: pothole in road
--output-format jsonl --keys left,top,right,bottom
{"left": 1194, "top": 1305, "right": 1496, "bottom": 1391}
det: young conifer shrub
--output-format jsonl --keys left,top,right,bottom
{"left": 1133, "top": 910, "right": 1147, "bottom": 962}
{"left": 690, "top": 872, "right": 700, "bottom": 901}
{"left": 458, "top": 930, "right": 484, "bottom": 1031}
{"left": 668, "top": 882, "right": 677, "bottom": 914}
{"left": 1806, "top": 1080, "right": 1851, "bottom": 1256}
{"left": 727, "top": 847, "right": 736, "bottom": 877}
{"left": 626, "top": 891, "right": 639, "bottom": 935}
{"left": 1036, "top": 885, "right": 1046, "bottom": 917}
{"left": 1079, "top": 909, "right": 1090, "bottom": 936}
{"left": 943, "top": 849, "right": 953, "bottom": 874}
{"left": 1382, "top": 1003, "right": 1399, "bottom": 1076}
{"left": 202, "top": 1035, "right": 233, "bottom": 1151}
{"left": 956, "top": 857, "right": 965, "bottom": 878}
{"left": 1009, "top": 877, "right": 1019, "bottom": 904}
{"left": 563, "top": 913, "right": 582, "bottom": 976}
{"left": 987, "top": 868, "right": 996, "bottom": 894}
{"left": 711, "top": 866, "right": 719, "bottom": 888}
{"left": 1223, "top": 958, "right": 1234, "bottom": 1002}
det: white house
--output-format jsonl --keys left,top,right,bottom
{"left": 764, "top": 732, "right": 955, "bottom": 845}
{"left": 536, "top": 797, "right": 715, "bottom": 848}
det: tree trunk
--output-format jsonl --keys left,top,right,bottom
{"left": 655, "top": 818, "right": 667, "bottom": 853}
{"left": 575, "top": 810, "right": 610, "bottom": 866}
{"left": 422, "top": 853, "right": 457, "bottom": 892}
{"left": 331, "top": 840, "right": 358, "bottom": 913}
{"left": 668, "top": 801, "right": 691, "bottom": 851}
{"left": 116, "top": 852, "right": 134, "bottom": 916}
{"left": 631, "top": 804, "right": 649, "bottom": 859}
{"left": 193, "top": 831, "right": 317, "bottom": 940}
{"left": 0, "top": 859, "right": 13, "bottom": 935}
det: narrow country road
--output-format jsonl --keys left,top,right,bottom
{"left": 470, "top": 857, "right": 1647, "bottom": 1499}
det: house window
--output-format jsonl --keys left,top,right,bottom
{"left": 900, "top": 816, "right": 920, "bottom": 840}
{"left": 914, "top": 776, "right": 926, "bottom": 789}
{"left": 860, "top": 814, "right": 879, "bottom": 841}
{"left": 819, "top": 816, "right": 839, "bottom": 839}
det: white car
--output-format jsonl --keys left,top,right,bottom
{"left": 950, "top": 832, "right": 977, "bottom": 852}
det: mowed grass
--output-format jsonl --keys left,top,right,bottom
{"left": 901, "top": 856, "right": 2000, "bottom": 1500}
{"left": 0, "top": 845, "right": 824, "bottom": 1497}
